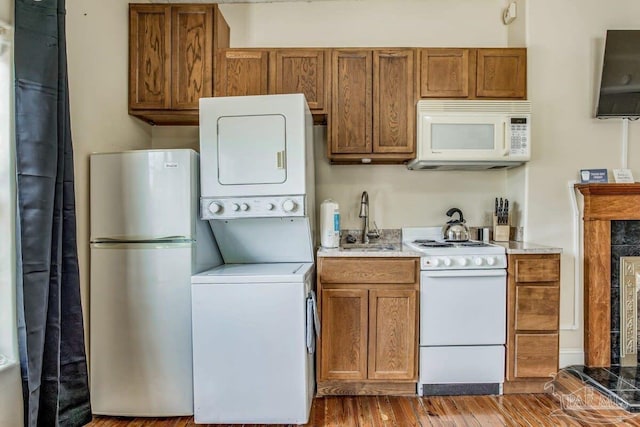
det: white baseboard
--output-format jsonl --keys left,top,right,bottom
{"left": 559, "top": 348, "right": 584, "bottom": 368}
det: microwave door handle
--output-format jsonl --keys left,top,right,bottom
{"left": 502, "top": 121, "right": 510, "bottom": 156}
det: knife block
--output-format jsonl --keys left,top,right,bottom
{"left": 493, "top": 215, "right": 510, "bottom": 242}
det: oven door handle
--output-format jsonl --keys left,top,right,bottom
{"left": 422, "top": 270, "right": 506, "bottom": 278}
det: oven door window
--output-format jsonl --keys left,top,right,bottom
{"left": 420, "top": 269, "right": 506, "bottom": 346}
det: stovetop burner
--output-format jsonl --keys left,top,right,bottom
{"left": 412, "top": 239, "right": 490, "bottom": 249}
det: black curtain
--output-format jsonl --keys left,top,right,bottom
{"left": 14, "top": 0, "right": 92, "bottom": 425}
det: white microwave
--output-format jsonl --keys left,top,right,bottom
{"left": 408, "top": 100, "right": 531, "bottom": 170}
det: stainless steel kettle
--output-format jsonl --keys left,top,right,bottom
{"left": 442, "top": 208, "right": 470, "bottom": 242}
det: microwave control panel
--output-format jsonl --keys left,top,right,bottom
{"left": 509, "top": 117, "right": 530, "bottom": 158}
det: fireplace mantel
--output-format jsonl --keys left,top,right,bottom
{"left": 577, "top": 183, "right": 640, "bottom": 366}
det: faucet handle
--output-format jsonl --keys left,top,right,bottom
{"left": 367, "top": 221, "right": 381, "bottom": 239}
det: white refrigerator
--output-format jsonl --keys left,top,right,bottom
{"left": 89, "top": 149, "right": 221, "bottom": 416}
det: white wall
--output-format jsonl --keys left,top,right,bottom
{"left": 65, "top": 0, "right": 640, "bottom": 370}
{"left": 153, "top": 0, "right": 511, "bottom": 231}
{"left": 526, "top": 0, "right": 640, "bottom": 364}
{"left": 66, "top": 1, "right": 152, "bottom": 347}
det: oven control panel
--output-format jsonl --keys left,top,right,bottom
{"left": 200, "top": 195, "right": 306, "bottom": 219}
{"left": 420, "top": 255, "right": 507, "bottom": 270}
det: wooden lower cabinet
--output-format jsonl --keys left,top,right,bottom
{"left": 320, "top": 288, "right": 368, "bottom": 380}
{"left": 317, "top": 257, "right": 419, "bottom": 396}
{"left": 504, "top": 253, "right": 561, "bottom": 394}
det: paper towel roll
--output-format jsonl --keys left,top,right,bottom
{"left": 320, "top": 199, "right": 340, "bottom": 248}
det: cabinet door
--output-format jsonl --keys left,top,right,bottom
{"left": 330, "top": 50, "right": 372, "bottom": 154}
{"left": 274, "top": 49, "right": 329, "bottom": 113}
{"left": 476, "top": 48, "right": 526, "bottom": 98}
{"left": 373, "top": 49, "right": 415, "bottom": 154}
{"left": 171, "top": 6, "right": 213, "bottom": 110}
{"left": 368, "top": 289, "right": 417, "bottom": 380}
{"left": 515, "top": 286, "right": 560, "bottom": 331}
{"left": 216, "top": 49, "right": 270, "bottom": 97}
{"left": 129, "top": 5, "right": 171, "bottom": 110}
{"left": 512, "top": 334, "right": 559, "bottom": 379}
{"left": 419, "top": 48, "right": 471, "bottom": 98}
{"left": 320, "top": 288, "right": 368, "bottom": 380}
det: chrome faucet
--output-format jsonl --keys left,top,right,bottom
{"left": 359, "top": 191, "right": 371, "bottom": 244}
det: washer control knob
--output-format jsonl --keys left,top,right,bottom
{"left": 458, "top": 257, "right": 468, "bottom": 266}
{"left": 231, "top": 203, "right": 240, "bottom": 212}
{"left": 208, "top": 202, "right": 223, "bottom": 214}
{"left": 486, "top": 256, "right": 496, "bottom": 266}
{"left": 443, "top": 257, "right": 452, "bottom": 267}
{"left": 265, "top": 203, "right": 275, "bottom": 211}
{"left": 240, "top": 203, "right": 249, "bottom": 211}
{"left": 282, "top": 199, "right": 297, "bottom": 212}
{"left": 474, "top": 257, "right": 484, "bottom": 266}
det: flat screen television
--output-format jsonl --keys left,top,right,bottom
{"left": 596, "top": 30, "right": 640, "bottom": 118}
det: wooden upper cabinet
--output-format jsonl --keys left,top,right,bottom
{"left": 331, "top": 50, "right": 373, "bottom": 155}
{"left": 171, "top": 6, "right": 213, "bottom": 110}
{"left": 373, "top": 49, "right": 415, "bottom": 154}
{"left": 215, "top": 49, "right": 270, "bottom": 97}
{"left": 418, "top": 47, "right": 526, "bottom": 100}
{"left": 329, "top": 49, "right": 416, "bottom": 163}
{"left": 129, "top": 4, "right": 229, "bottom": 125}
{"left": 476, "top": 48, "right": 526, "bottom": 98}
{"left": 129, "top": 5, "right": 171, "bottom": 110}
{"left": 419, "top": 48, "right": 472, "bottom": 98}
{"left": 273, "top": 49, "right": 330, "bottom": 113}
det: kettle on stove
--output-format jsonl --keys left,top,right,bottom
{"left": 442, "top": 208, "right": 470, "bottom": 242}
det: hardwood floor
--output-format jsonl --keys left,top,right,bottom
{"left": 87, "top": 393, "right": 640, "bottom": 427}
{"left": 88, "top": 371, "right": 640, "bottom": 426}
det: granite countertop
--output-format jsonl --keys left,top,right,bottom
{"left": 317, "top": 228, "right": 422, "bottom": 258}
{"left": 492, "top": 241, "right": 563, "bottom": 254}
{"left": 316, "top": 227, "right": 562, "bottom": 257}
{"left": 317, "top": 244, "right": 422, "bottom": 258}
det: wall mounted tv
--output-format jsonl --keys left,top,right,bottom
{"left": 596, "top": 30, "right": 640, "bottom": 119}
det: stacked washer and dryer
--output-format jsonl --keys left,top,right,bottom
{"left": 191, "top": 94, "right": 318, "bottom": 424}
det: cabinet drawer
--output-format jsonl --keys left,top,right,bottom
{"left": 320, "top": 258, "right": 417, "bottom": 284}
{"left": 514, "top": 258, "right": 560, "bottom": 283}
{"left": 514, "top": 334, "right": 558, "bottom": 378}
{"left": 515, "top": 286, "right": 559, "bottom": 331}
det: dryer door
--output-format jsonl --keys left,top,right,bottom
{"left": 218, "top": 114, "right": 286, "bottom": 185}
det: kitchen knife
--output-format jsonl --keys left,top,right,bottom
{"left": 504, "top": 199, "right": 509, "bottom": 224}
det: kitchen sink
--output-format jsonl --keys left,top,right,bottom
{"left": 339, "top": 243, "right": 400, "bottom": 252}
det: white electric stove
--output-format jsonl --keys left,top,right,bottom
{"left": 402, "top": 227, "right": 507, "bottom": 396}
